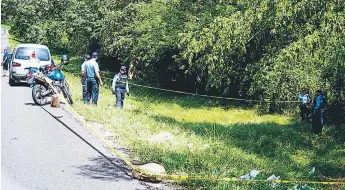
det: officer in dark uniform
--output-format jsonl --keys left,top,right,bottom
{"left": 312, "top": 90, "right": 326, "bottom": 134}
{"left": 81, "top": 55, "right": 91, "bottom": 101}
{"left": 111, "top": 66, "right": 129, "bottom": 108}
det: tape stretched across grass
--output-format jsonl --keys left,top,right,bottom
{"left": 46, "top": 79, "right": 345, "bottom": 186}
{"left": 67, "top": 72, "right": 301, "bottom": 103}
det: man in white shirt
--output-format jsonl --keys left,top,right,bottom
{"left": 27, "top": 51, "right": 40, "bottom": 87}
{"left": 28, "top": 51, "right": 40, "bottom": 68}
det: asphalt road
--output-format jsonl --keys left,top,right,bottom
{"left": 1, "top": 28, "right": 171, "bottom": 190}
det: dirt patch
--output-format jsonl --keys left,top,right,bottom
{"left": 149, "top": 132, "right": 175, "bottom": 143}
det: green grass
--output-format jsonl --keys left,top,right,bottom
{"left": 63, "top": 62, "right": 345, "bottom": 189}
{"left": 1, "top": 24, "right": 11, "bottom": 30}
{"left": 4, "top": 24, "right": 345, "bottom": 190}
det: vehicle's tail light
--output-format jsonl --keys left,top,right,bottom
{"left": 12, "top": 62, "right": 21, "bottom": 67}
{"left": 28, "top": 71, "right": 33, "bottom": 75}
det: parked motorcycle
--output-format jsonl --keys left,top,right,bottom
{"left": 31, "top": 55, "right": 73, "bottom": 105}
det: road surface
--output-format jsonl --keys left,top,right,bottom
{"left": 1, "top": 28, "right": 172, "bottom": 190}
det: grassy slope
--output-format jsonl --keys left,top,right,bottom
{"left": 3, "top": 24, "right": 345, "bottom": 190}
{"left": 64, "top": 63, "right": 345, "bottom": 189}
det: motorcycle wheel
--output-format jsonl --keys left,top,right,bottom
{"left": 64, "top": 79, "right": 71, "bottom": 96}
{"left": 32, "top": 84, "right": 49, "bottom": 106}
{"left": 62, "top": 83, "right": 73, "bottom": 105}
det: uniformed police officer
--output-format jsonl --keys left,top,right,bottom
{"left": 81, "top": 55, "right": 91, "bottom": 101}
{"left": 82, "top": 52, "right": 103, "bottom": 105}
{"left": 312, "top": 90, "right": 326, "bottom": 134}
{"left": 111, "top": 66, "right": 129, "bottom": 108}
{"left": 298, "top": 88, "right": 312, "bottom": 121}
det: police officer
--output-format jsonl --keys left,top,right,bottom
{"left": 312, "top": 90, "right": 326, "bottom": 134}
{"left": 298, "top": 88, "right": 312, "bottom": 121}
{"left": 82, "top": 52, "right": 103, "bottom": 105}
{"left": 112, "top": 66, "right": 129, "bottom": 109}
{"left": 81, "top": 55, "right": 91, "bottom": 101}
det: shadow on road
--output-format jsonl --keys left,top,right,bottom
{"left": 39, "top": 106, "right": 133, "bottom": 179}
{"left": 73, "top": 156, "right": 133, "bottom": 181}
{"left": 24, "top": 102, "right": 39, "bottom": 106}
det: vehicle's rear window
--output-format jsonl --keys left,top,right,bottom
{"left": 15, "top": 47, "right": 50, "bottom": 61}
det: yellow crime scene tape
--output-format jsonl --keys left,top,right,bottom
{"left": 49, "top": 73, "right": 345, "bottom": 186}
{"left": 68, "top": 72, "right": 301, "bottom": 103}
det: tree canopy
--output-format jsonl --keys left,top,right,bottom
{"left": 2, "top": 0, "right": 345, "bottom": 122}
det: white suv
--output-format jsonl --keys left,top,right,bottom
{"left": 9, "top": 44, "right": 52, "bottom": 86}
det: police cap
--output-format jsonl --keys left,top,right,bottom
{"left": 120, "top": 66, "right": 126, "bottom": 71}
{"left": 61, "top": 55, "right": 70, "bottom": 62}
{"left": 91, "top": 52, "right": 98, "bottom": 58}
{"left": 84, "top": 55, "right": 91, "bottom": 60}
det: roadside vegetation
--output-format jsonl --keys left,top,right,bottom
{"left": 2, "top": 0, "right": 345, "bottom": 123}
{"left": 54, "top": 64, "right": 345, "bottom": 190}
{"left": 3, "top": 28, "right": 345, "bottom": 188}
{"left": 2, "top": 0, "right": 345, "bottom": 189}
